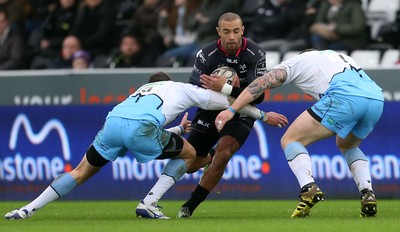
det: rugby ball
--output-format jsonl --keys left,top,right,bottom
{"left": 211, "top": 66, "right": 237, "bottom": 85}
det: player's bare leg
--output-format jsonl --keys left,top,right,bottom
{"left": 186, "top": 155, "right": 213, "bottom": 174}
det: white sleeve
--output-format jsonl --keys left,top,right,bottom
{"left": 192, "top": 87, "right": 266, "bottom": 121}
{"left": 166, "top": 125, "right": 184, "bottom": 135}
{"left": 180, "top": 84, "right": 231, "bottom": 110}
{"left": 179, "top": 83, "right": 266, "bottom": 121}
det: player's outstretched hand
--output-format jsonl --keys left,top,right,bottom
{"left": 215, "top": 109, "right": 235, "bottom": 132}
{"left": 180, "top": 112, "right": 192, "bottom": 134}
{"left": 263, "top": 111, "right": 288, "bottom": 128}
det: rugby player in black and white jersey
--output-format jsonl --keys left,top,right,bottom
{"left": 177, "top": 12, "right": 274, "bottom": 218}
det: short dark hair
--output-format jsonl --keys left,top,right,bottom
{"left": 299, "top": 48, "right": 315, "bottom": 54}
{"left": 218, "top": 12, "right": 242, "bottom": 27}
{"left": 148, "top": 72, "right": 172, "bottom": 83}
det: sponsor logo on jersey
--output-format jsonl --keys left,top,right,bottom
{"left": 226, "top": 58, "right": 238, "bottom": 64}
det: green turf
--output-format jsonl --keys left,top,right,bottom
{"left": 1, "top": 200, "right": 399, "bottom": 232}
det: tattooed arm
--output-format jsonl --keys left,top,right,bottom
{"left": 247, "top": 69, "right": 288, "bottom": 101}
{"left": 214, "top": 69, "right": 289, "bottom": 131}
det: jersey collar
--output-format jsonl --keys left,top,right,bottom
{"left": 217, "top": 37, "right": 247, "bottom": 57}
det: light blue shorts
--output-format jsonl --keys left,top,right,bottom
{"left": 310, "top": 93, "right": 384, "bottom": 139}
{"left": 92, "top": 117, "right": 171, "bottom": 163}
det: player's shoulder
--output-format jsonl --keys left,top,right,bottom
{"left": 200, "top": 40, "right": 219, "bottom": 56}
{"left": 194, "top": 40, "right": 220, "bottom": 66}
{"left": 243, "top": 38, "right": 266, "bottom": 57}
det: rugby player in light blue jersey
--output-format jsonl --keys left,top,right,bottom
{"left": 216, "top": 50, "right": 384, "bottom": 218}
{"left": 4, "top": 72, "right": 287, "bottom": 220}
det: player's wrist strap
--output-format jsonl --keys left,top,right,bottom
{"left": 227, "top": 106, "right": 237, "bottom": 115}
{"left": 221, "top": 83, "right": 233, "bottom": 95}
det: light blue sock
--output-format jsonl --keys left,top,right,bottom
{"left": 343, "top": 147, "right": 367, "bottom": 166}
{"left": 284, "top": 142, "right": 309, "bottom": 161}
{"left": 50, "top": 173, "right": 78, "bottom": 197}
{"left": 162, "top": 159, "right": 188, "bottom": 182}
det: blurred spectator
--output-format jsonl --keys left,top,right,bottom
{"left": 269, "top": 0, "right": 321, "bottom": 54}
{"left": 23, "top": 0, "right": 54, "bottom": 37}
{"left": 0, "top": 8, "right": 25, "bottom": 70}
{"left": 155, "top": 0, "right": 202, "bottom": 66}
{"left": 112, "top": 0, "right": 143, "bottom": 38}
{"left": 70, "top": 0, "right": 114, "bottom": 57}
{"left": 114, "top": 0, "right": 143, "bottom": 21}
{"left": 156, "top": 0, "right": 239, "bottom": 67}
{"left": 374, "top": 10, "right": 400, "bottom": 49}
{"left": 309, "top": 0, "right": 368, "bottom": 52}
{"left": 246, "top": 0, "right": 306, "bottom": 53}
{"left": 28, "top": 0, "right": 78, "bottom": 57}
{"left": 71, "top": 49, "right": 91, "bottom": 69}
{"left": 157, "top": 0, "right": 202, "bottom": 50}
{"left": 30, "top": 35, "right": 81, "bottom": 69}
{"left": 188, "top": 0, "right": 239, "bottom": 45}
{"left": 125, "top": 0, "right": 167, "bottom": 64}
{"left": 238, "top": 0, "right": 260, "bottom": 34}
{"left": 94, "top": 33, "right": 153, "bottom": 68}
{"left": 0, "top": 0, "right": 32, "bottom": 33}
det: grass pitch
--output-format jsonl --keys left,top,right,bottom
{"left": 1, "top": 200, "right": 399, "bottom": 232}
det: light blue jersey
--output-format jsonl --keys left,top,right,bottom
{"left": 93, "top": 81, "right": 264, "bottom": 163}
{"left": 275, "top": 50, "right": 384, "bottom": 101}
{"left": 94, "top": 81, "right": 234, "bottom": 162}
{"left": 274, "top": 50, "right": 384, "bottom": 139}
{"left": 107, "top": 81, "right": 233, "bottom": 126}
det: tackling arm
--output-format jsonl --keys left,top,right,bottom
{"left": 227, "top": 96, "right": 267, "bottom": 122}
{"left": 215, "top": 69, "right": 289, "bottom": 131}
{"left": 231, "top": 69, "right": 287, "bottom": 111}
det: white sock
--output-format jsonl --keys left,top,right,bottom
{"left": 288, "top": 153, "right": 315, "bottom": 188}
{"left": 349, "top": 160, "right": 373, "bottom": 192}
{"left": 143, "top": 174, "right": 175, "bottom": 206}
{"left": 24, "top": 186, "right": 60, "bottom": 212}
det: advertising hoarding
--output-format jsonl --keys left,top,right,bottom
{"left": 1, "top": 102, "right": 398, "bottom": 200}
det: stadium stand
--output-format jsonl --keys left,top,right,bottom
{"left": 265, "top": 51, "right": 281, "bottom": 70}
{"left": 380, "top": 49, "right": 400, "bottom": 67}
{"left": 350, "top": 49, "right": 381, "bottom": 68}
{"left": 1, "top": 0, "right": 399, "bottom": 70}
{"left": 366, "top": 0, "right": 400, "bottom": 39}
{"left": 282, "top": 51, "right": 301, "bottom": 62}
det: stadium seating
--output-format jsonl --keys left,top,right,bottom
{"left": 366, "top": 0, "right": 400, "bottom": 39}
{"left": 380, "top": 49, "right": 400, "bottom": 67}
{"left": 265, "top": 51, "right": 281, "bottom": 69}
{"left": 368, "top": 0, "right": 399, "bottom": 23}
{"left": 334, "top": 50, "right": 348, "bottom": 55}
{"left": 350, "top": 50, "right": 381, "bottom": 68}
{"left": 282, "top": 51, "right": 301, "bottom": 61}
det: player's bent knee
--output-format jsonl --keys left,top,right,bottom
{"left": 157, "top": 133, "right": 184, "bottom": 159}
{"left": 86, "top": 145, "right": 109, "bottom": 167}
{"left": 186, "top": 157, "right": 207, "bottom": 173}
